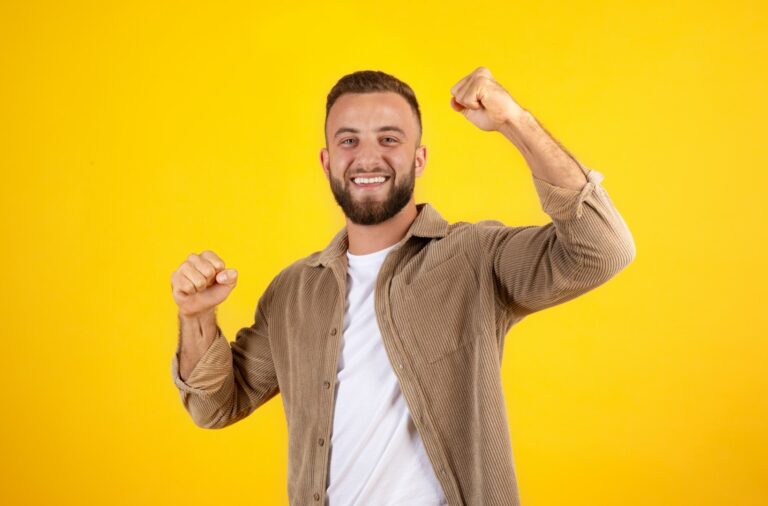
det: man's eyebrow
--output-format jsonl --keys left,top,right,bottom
{"left": 333, "top": 126, "right": 407, "bottom": 138}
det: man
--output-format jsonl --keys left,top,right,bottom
{"left": 170, "top": 67, "right": 635, "bottom": 506}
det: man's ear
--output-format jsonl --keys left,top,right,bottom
{"left": 414, "top": 145, "right": 427, "bottom": 178}
{"left": 320, "top": 147, "right": 330, "bottom": 180}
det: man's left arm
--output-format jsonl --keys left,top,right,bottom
{"left": 450, "top": 67, "right": 637, "bottom": 319}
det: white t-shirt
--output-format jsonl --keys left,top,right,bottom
{"left": 326, "top": 242, "right": 448, "bottom": 506}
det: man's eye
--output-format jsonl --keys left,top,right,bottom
{"left": 340, "top": 137, "right": 397, "bottom": 145}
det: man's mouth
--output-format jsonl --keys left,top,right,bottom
{"left": 350, "top": 175, "right": 391, "bottom": 189}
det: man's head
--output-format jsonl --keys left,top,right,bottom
{"left": 320, "top": 70, "right": 426, "bottom": 225}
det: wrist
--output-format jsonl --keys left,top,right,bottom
{"left": 499, "top": 105, "right": 532, "bottom": 131}
{"left": 178, "top": 309, "right": 218, "bottom": 341}
{"left": 498, "top": 108, "right": 536, "bottom": 153}
{"left": 178, "top": 308, "right": 216, "bottom": 322}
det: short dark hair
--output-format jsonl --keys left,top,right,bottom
{"left": 325, "top": 70, "right": 422, "bottom": 145}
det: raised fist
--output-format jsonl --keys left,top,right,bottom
{"left": 449, "top": 66, "right": 524, "bottom": 132}
{"left": 171, "top": 250, "right": 238, "bottom": 317}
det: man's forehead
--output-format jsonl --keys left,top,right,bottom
{"left": 327, "top": 92, "right": 414, "bottom": 128}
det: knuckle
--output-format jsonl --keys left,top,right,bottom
{"left": 201, "top": 250, "right": 225, "bottom": 270}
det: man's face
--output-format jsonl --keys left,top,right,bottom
{"left": 320, "top": 92, "right": 426, "bottom": 225}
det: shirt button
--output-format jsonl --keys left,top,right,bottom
{"left": 314, "top": 492, "right": 321, "bottom": 501}
{"left": 318, "top": 437, "right": 324, "bottom": 446}
{"left": 323, "top": 381, "right": 331, "bottom": 389}
{"left": 398, "top": 362, "right": 403, "bottom": 369}
{"left": 330, "top": 327, "right": 337, "bottom": 335}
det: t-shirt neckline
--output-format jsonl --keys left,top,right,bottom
{"left": 346, "top": 242, "right": 399, "bottom": 265}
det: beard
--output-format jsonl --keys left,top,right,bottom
{"left": 329, "top": 159, "right": 416, "bottom": 226}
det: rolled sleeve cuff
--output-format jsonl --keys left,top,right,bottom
{"left": 171, "top": 326, "right": 232, "bottom": 395}
{"left": 532, "top": 160, "right": 606, "bottom": 220}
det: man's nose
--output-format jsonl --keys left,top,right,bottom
{"left": 352, "top": 142, "right": 384, "bottom": 169}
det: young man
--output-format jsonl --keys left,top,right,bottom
{"left": 170, "top": 67, "right": 636, "bottom": 506}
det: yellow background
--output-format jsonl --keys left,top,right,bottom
{"left": 1, "top": 0, "right": 766, "bottom": 504}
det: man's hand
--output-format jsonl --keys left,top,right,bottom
{"left": 451, "top": 66, "right": 588, "bottom": 190}
{"left": 450, "top": 66, "right": 525, "bottom": 132}
{"left": 171, "top": 250, "right": 238, "bottom": 317}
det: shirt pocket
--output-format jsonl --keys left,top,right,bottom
{"left": 403, "top": 253, "right": 478, "bottom": 364}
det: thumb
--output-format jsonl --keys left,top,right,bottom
{"left": 450, "top": 96, "right": 466, "bottom": 112}
{"left": 216, "top": 269, "right": 238, "bottom": 285}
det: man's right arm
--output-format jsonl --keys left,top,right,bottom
{"left": 171, "top": 284, "right": 280, "bottom": 429}
{"left": 177, "top": 310, "right": 219, "bottom": 382}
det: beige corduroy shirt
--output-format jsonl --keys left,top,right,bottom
{"left": 171, "top": 160, "right": 636, "bottom": 505}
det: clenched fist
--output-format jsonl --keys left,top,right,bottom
{"left": 449, "top": 66, "right": 524, "bottom": 132}
{"left": 171, "top": 250, "right": 238, "bottom": 317}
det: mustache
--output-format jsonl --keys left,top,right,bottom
{"left": 347, "top": 166, "right": 394, "bottom": 178}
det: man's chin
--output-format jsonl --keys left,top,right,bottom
{"left": 347, "top": 191, "right": 388, "bottom": 205}
{"left": 348, "top": 203, "right": 385, "bottom": 217}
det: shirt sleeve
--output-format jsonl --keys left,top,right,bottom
{"left": 171, "top": 325, "right": 231, "bottom": 394}
{"left": 170, "top": 279, "right": 281, "bottom": 429}
{"left": 478, "top": 160, "right": 636, "bottom": 320}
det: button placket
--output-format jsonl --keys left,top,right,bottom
{"left": 383, "top": 298, "right": 460, "bottom": 504}
{"left": 317, "top": 265, "right": 349, "bottom": 504}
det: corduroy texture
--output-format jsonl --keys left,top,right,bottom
{"left": 171, "top": 160, "right": 636, "bottom": 505}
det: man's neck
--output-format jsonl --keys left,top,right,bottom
{"left": 346, "top": 200, "right": 418, "bottom": 255}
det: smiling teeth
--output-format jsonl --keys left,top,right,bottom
{"left": 354, "top": 176, "right": 386, "bottom": 184}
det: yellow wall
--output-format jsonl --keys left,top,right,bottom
{"left": 1, "top": 1, "right": 765, "bottom": 504}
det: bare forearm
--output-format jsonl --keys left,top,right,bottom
{"left": 178, "top": 310, "right": 218, "bottom": 381}
{"left": 498, "top": 108, "right": 588, "bottom": 191}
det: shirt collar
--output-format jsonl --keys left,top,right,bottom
{"left": 306, "top": 202, "right": 449, "bottom": 268}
